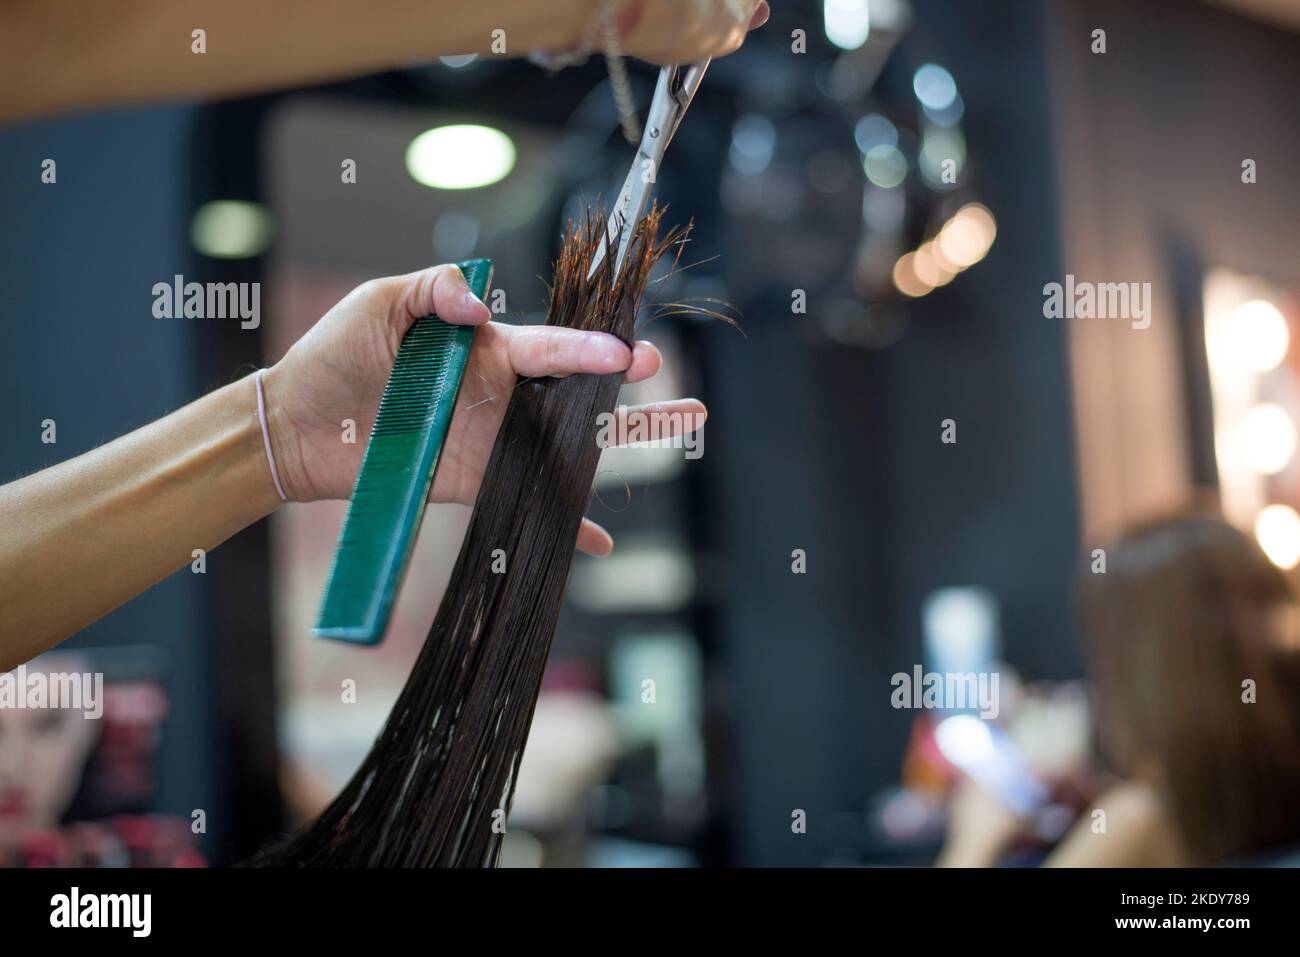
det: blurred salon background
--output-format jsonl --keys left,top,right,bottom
{"left": 3, "top": 0, "right": 1300, "bottom": 866}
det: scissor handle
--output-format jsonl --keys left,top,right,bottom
{"left": 667, "top": 60, "right": 710, "bottom": 109}
{"left": 645, "top": 59, "right": 711, "bottom": 159}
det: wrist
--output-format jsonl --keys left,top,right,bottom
{"left": 191, "top": 377, "right": 287, "bottom": 520}
{"left": 513, "top": 0, "right": 594, "bottom": 53}
{"left": 537, "top": 0, "right": 644, "bottom": 56}
{"left": 256, "top": 365, "right": 309, "bottom": 504}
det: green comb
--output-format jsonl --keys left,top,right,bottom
{"left": 315, "top": 258, "right": 493, "bottom": 644}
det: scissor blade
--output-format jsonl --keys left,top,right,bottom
{"left": 587, "top": 156, "right": 651, "bottom": 281}
{"left": 584, "top": 61, "right": 710, "bottom": 283}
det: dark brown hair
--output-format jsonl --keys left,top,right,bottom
{"left": 1080, "top": 510, "right": 1300, "bottom": 864}
{"left": 249, "top": 207, "right": 687, "bottom": 866}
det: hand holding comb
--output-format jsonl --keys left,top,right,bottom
{"left": 314, "top": 258, "right": 493, "bottom": 643}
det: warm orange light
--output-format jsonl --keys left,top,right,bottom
{"left": 915, "top": 241, "right": 956, "bottom": 287}
{"left": 893, "top": 252, "right": 932, "bottom": 297}
{"left": 938, "top": 203, "right": 996, "bottom": 268}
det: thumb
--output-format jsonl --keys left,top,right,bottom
{"left": 387, "top": 263, "right": 492, "bottom": 330}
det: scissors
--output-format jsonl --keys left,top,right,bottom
{"left": 587, "top": 60, "right": 711, "bottom": 281}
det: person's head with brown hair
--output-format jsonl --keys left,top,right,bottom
{"left": 1081, "top": 509, "right": 1300, "bottom": 864}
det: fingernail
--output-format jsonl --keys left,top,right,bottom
{"left": 462, "top": 290, "right": 491, "bottom": 321}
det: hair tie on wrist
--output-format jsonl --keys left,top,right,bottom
{"left": 256, "top": 369, "right": 289, "bottom": 503}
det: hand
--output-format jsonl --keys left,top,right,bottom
{"left": 616, "top": 0, "right": 770, "bottom": 65}
{"left": 262, "top": 265, "right": 706, "bottom": 556}
{"left": 935, "top": 777, "right": 1028, "bottom": 868}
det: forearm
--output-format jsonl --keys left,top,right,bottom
{"left": 0, "top": 375, "right": 282, "bottom": 666}
{"left": 0, "top": 0, "right": 592, "bottom": 122}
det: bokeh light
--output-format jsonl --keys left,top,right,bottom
{"left": 892, "top": 252, "right": 931, "bottom": 297}
{"left": 938, "top": 203, "right": 997, "bottom": 267}
{"left": 864, "top": 144, "right": 908, "bottom": 188}
{"left": 189, "top": 200, "right": 273, "bottom": 259}
{"left": 913, "top": 64, "right": 958, "bottom": 111}
{"left": 1256, "top": 504, "right": 1300, "bottom": 569}
{"left": 824, "top": 0, "right": 871, "bottom": 50}
{"left": 1240, "top": 402, "right": 1296, "bottom": 475}
{"left": 1231, "top": 299, "right": 1290, "bottom": 372}
{"left": 406, "top": 124, "right": 516, "bottom": 190}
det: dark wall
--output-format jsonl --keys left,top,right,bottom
{"left": 0, "top": 106, "right": 224, "bottom": 850}
{"left": 709, "top": 0, "right": 1080, "bottom": 866}
{"left": 887, "top": 0, "right": 1082, "bottom": 683}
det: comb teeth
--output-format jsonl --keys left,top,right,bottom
{"left": 315, "top": 258, "right": 493, "bottom": 644}
{"left": 373, "top": 321, "right": 458, "bottom": 436}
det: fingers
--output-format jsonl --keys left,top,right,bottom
{"left": 628, "top": 0, "right": 768, "bottom": 64}
{"left": 577, "top": 518, "right": 614, "bottom": 557}
{"left": 503, "top": 330, "right": 665, "bottom": 381}
{"left": 575, "top": 401, "right": 708, "bottom": 554}
{"left": 609, "top": 399, "right": 707, "bottom": 444}
{"left": 505, "top": 326, "right": 633, "bottom": 378}
{"left": 361, "top": 266, "right": 675, "bottom": 391}
{"left": 388, "top": 264, "right": 492, "bottom": 329}
{"left": 713, "top": 0, "right": 768, "bottom": 57}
